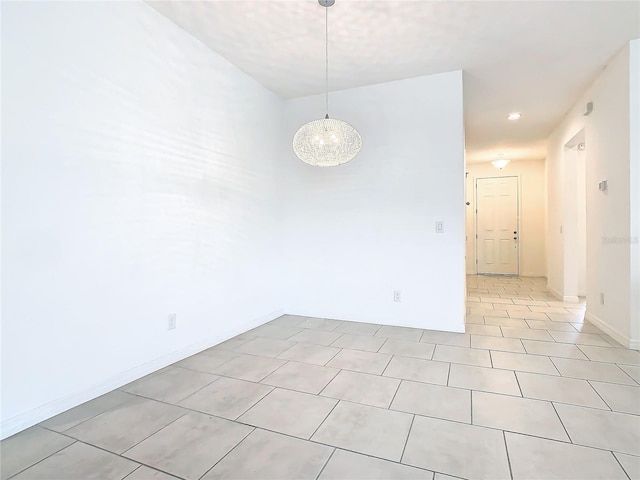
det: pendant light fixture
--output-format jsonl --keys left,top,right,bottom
{"left": 491, "top": 154, "right": 511, "bottom": 170}
{"left": 293, "top": 0, "right": 362, "bottom": 167}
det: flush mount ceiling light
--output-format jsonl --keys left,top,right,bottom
{"left": 507, "top": 112, "right": 521, "bottom": 121}
{"left": 492, "top": 155, "right": 511, "bottom": 170}
{"left": 293, "top": 0, "right": 362, "bottom": 167}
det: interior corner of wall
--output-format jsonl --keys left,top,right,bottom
{"left": 585, "top": 311, "right": 635, "bottom": 349}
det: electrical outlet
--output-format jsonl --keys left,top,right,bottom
{"left": 394, "top": 290, "right": 401, "bottom": 302}
{"left": 435, "top": 221, "right": 444, "bottom": 233}
{"left": 600, "top": 293, "right": 605, "bottom": 305}
{"left": 168, "top": 313, "right": 177, "bottom": 330}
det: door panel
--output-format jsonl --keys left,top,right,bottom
{"left": 499, "top": 239, "right": 511, "bottom": 263}
{"left": 483, "top": 239, "right": 495, "bottom": 264}
{"left": 476, "top": 176, "right": 519, "bottom": 275}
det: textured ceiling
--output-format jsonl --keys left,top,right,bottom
{"left": 148, "top": 0, "right": 639, "bottom": 164}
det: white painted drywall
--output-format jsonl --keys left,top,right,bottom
{"left": 576, "top": 147, "right": 587, "bottom": 297}
{"left": 546, "top": 41, "right": 639, "bottom": 347}
{"left": 280, "top": 72, "right": 466, "bottom": 332}
{"left": 465, "top": 159, "right": 547, "bottom": 278}
{"left": 2, "top": 1, "right": 285, "bottom": 437}
{"left": 546, "top": 129, "right": 565, "bottom": 298}
{"left": 561, "top": 145, "right": 579, "bottom": 302}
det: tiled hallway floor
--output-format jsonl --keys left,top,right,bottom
{"left": 2, "top": 276, "right": 639, "bottom": 479}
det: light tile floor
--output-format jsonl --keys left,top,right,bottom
{"left": 2, "top": 276, "right": 640, "bottom": 479}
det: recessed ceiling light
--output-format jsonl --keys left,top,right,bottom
{"left": 507, "top": 112, "right": 521, "bottom": 121}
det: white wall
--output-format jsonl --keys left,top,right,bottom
{"left": 1, "top": 1, "right": 285, "bottom": 437}
{"left": 546, "top": 124, "right": 565, "bottom": 296}
{"left": 546, "top": 40, "right": 639, "bottom": 348}
{"left": 576, "top": 147, "right": 587, "bottom": 296}
{"left": 280, "top": 72, "right": 466, "bottom": 332}
{"left": 465, "top": 159, "right": 546, "bottom": 277}
{"left": 560, "top": 143, "right": 579, "bottom": 301}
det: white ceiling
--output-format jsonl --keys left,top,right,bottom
{"left": 148, "top": 0, "right": 639, "bottom": 164}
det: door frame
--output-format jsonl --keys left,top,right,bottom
{"left": 473, "top": 175, "right": 521, "bottom": 276}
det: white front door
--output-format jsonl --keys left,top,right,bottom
{"left": 476, "top": 176, "right": 519, "bottom": 275}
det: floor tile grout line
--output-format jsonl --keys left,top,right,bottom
{"left": 124, "top": 457, "right": 189, "bottom": 480}
{"left": 37, "top": 392, "right": 135, "bottom": 437}
{"left": 277, "top": 341, "right": 308, "bottom": 361}
{"left": 312, "top": 368, "right": 343, "bottom": 397}
{"left": 250, "top": 405, "right": 640, "bottom": 469}
{"left": 198, "top": 371, "right": 316, "bottom": 397}
{"left": 313, "top": 447, "right": 336, "bottom": 480}
{"left": 161, "top": 374, "right": 221, "bottom": 405}
{"left": 376, "top": 337, "right": 389, "bottom": 353}
{"left": 3, "top": 438, "right": 78, "bottom": 480}
{"left": 502, "top": 430, "right": 514, "bottom": 480}
{"left": 324, "top": 344, "right": 345, "bottom": 367}
{"left": 611, "top": 450, "right": 633, "bottom": 480}
{"left": 551, "top": 402, "right": 573, "bottom": 444}
{"left": 195, "top": 426, "right": 255, "bottom": 480}
{"left": 399, "top": 414, "right": 415, "bottom": 464}
{"left": 229, "top": 385, "right": 275, "bottom": 421}
{"left": 37, "top": 433, "right": 188, "bottom": 480}
{"left": 120, "top": 410, "right": 191, "bottom": 456}
{"left": 329, "top": 333, "right": 346, "bottom": 349}
{"left": 616, "top": 366, "right": 640, "bottom": 386}
{"left": 378, "top": 353, "right": 395, "bottom": 377}
{"left": 513, "top": 370, "right": 524, "bottom": 397}
{"left": 229, "top": 424, "right": 439, "bottom": 476}
{"left": 545, "top": 358, "right": 639, "bottom": 382}
{"left": 121, "top": 464, "right": 144, "bottom": 480}
{"left": 211, "top": 343, "right": 638, "bottom": 390}
{"left": 450, "top": 367, "right": 634, "bottom": 413}
{"left": 308, "top": 399, "right": 341, "bottom": 441}
{"left": 387, "top": 378, "right": 403, "bottom": 410}
{"left": 260, "top": 357, "right": 293, "bottom": 379}
{"left": 585, "top": 379, "right": 614, "bottom": 411}
{"left": 548, "top": 356, "right": 563, "bottom": 377}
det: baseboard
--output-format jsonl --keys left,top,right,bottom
{"left": 585, "top": 311, "right": 638, "bottom": 349}
{"left": 0, "top": 308, "right": 284, "bottom": 440}
{"left": 286, "top": 310, "right": 466, "bottom": 335}
{"left": 520, "top": 272, "right": 547, "bottom": 278}
{"left": 546, "top": 285, "right": 579, "bottom": 303}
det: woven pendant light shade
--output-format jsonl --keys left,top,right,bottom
{"left": 293, "top": 117, "right": 362, "bottom": 167}
{"left": 292, "top": 0, "right": 361, "bottom": 167}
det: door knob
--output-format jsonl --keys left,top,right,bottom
{"left": 513, "top": 231, "right": 517, "bottom": 234}
{"left": 514, "top": 237, "right": 518, "bottom": 240}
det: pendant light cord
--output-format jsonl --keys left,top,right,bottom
{"left": 325, "top": 4, "right": 329, "bottom": 118}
